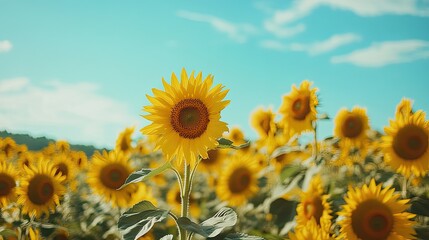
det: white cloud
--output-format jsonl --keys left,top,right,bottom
{"left": 177, "top": 10, "right": 258, "bottom": 43}
{"left": 0, "top": 78, "right": 139, "bottom": 148}
{"left": 0, "top": 40, "right": 13, "bottom": 52}
{"left": 331, "top": 39, "right": 429, "bottom": 67}
{"left": 261, "top": 33, "right": 361, "bottom": 55}
{"left": 264, "top": 0, "right": 429, "bottom": 38}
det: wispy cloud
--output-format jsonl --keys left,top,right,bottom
{"left": 331, "top": 40, "right": 429, "bottom": 67}
{"left": 0, "top": 40, "right": 13, "bottom": 53}
{"left": 264, "top": 0, "right": 429, "bottom": 38}
{"left": 177, "top": 10, "right": 257, "bottom": 43}
{"left": 261, "top": 33, "right": 361, "bottom": 55}
{"left": 0, "top": 78, "right": 138, "bottom": 148}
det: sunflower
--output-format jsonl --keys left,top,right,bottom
{"left": 1, "top": 137, "right": 17, "bottom": 159}
{"left": 296, "top": 176, "right": 332, "bottom": 233}
{"left": 334, "top": 107, "right": 369, "bottom": 149}
{"left": 87, "top": 150, "right": 137, "bottom": 208}
{"left": 49, "top": 228, "right": 69, "bottom": 240}
{"left": 167, "top": 184, "right": 200, "bottom": 218}
{"left": 129, "top": 182, "right": 158, "bottom": 206}
{"left": 51, "top": 154, "right": 78, "bottom": 190}
{"left": 382, "top": 110, "right": 429, "bottom": 177}
{"left": 250, "top": 107, "right": 276, "bottom": 142}
{"left": 116, "top": 126, "right": 135, "bottom": 154}
{"left": 55, "top": 140, "right": 70, "bottom": 153}
{"left": 279, "top": 80, "right": 318, "bottom": 137}
{"left": 289, "top": 218, "right": 332, "bottom": 240}
{"left": 17, "top": 160, "right": 66, "bottom": 218}
{"left": 216, "top": 152, "right": 259, "bottom": 206}
{"left": 225, "top": 126, "right": 246, "bottom": 145}
{"left": 17, "top": 151, "right": 36, "bottom": 170}
{"left": 70, "top": 151, "right": 88, "bottom": 169}
{"left": 395, "top": 98, "right": 413, "bottom": 119}
{"left": 338, "top": 179, "right": 416, "bottom": 240}
{"left": 199, "top": 149, "right": 228, "bottom": 173}
{"left": 0, "top": 161, "right": 18, "bottom": 207}
{"left": 141, "top": 69, "right": 230, "bottom": 166}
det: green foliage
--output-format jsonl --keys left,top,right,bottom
{"left": 118, "top": 161, "right": 171, "bottom": 190}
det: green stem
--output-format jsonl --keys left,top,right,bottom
{"left": 313, "top": 120, "right": 318, "bottom": 160}
{"left": 180, "top": 163, "right": 192, "bottom": 240}
{"left": 401, "top": 176, "right": 408, "bottom": 198}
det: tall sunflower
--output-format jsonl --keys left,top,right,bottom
{"left": 116, "top": 126, "right": 135, "bottom": 154}
{"left": 216, "top": 153, "right": 259, "bottom": 206}
{"left": 279, "top": 80, "right": 318, "bottom": 136}
{"left": 87, "top": 150, "right": 137, "bottom": 208}
{"left": 0, "top": 161, "right": 18, "bottom": 207}
{"left": 17, "top": 160, "right": 66, "bottom": 218}
{"left": 0, "top": 137, "right": 17, "bottom": 159}
{"left": 199, "top": 149, "right": 228, "bottom": 173}
{"left": 296, "top": 176, "right": 332, "bottom": 233}
{"left": 382, "top": 110, "right": 429, "bottom": 177}
{"left": 334, "top": 107, "right": 369, "bottom": 149}
{"left": 141, "top": 69, "right": 230, "bottom": 166}
{"left": 51, "top": 154, "right": 78, "bottom": 190}
{"left": 338, "top": 179, "right": 416, "bottom": 240}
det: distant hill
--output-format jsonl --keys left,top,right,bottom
{"left": 0, "top": 130, "right": 106, "bottom": 157}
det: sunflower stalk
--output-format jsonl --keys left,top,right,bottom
{"left": 179, "top": 163, "right": 192, "bottom": 240}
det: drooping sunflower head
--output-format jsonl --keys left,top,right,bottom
{"left": 141, "top": 69, "right": 230, "bottom": 166}
{"left": 87, "top": 150, "right": 137, "bottom": 208}
{"left": 116, "top": 126, "right": 135, "bottom": 154}
{"left": 334, "top": 107, "right": 369, "bottom": 148}
{"left": 216, "top": 152, "right": 259, "bottom": 206}
{"left": 382, "top": 110, "right": 429, "bottom": 177}
{"left": 289, "top": 218, "right": 332, "bottom": 240}
{"left": 296, "top": 175, "right": 332, "bottom": 232}
{"left": 0, "top": 161, "right": 18, "bottom": 208}
{"left": 338, "top": 179, "right": 416, "bottom": 240}
{"left": 17, "top": 160, "right": 66, "bottom": 218}
{"left": 395, "top": 98, "right": 413, "bottom": 119}
{"left": 250, "top": 107, "right": 277, "bottom": 140}
{"left": 279, "top": 80, "right": 318, "bottom": 136}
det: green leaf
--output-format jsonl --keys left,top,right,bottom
{"left": 269, "top": 198, "right": 298, "bottom": 228}
{"left": 159, "top": 235, "right": 173, "bottom": 240}
{"left": 415, "top": 226, "right": 429, "bottom": 240}
{"left": 177, "top": 207, "right": 237, "bottom": 238}
{"left": 0, "top": 229, "right": 17, "bottom": 238}
{"left": 217, "top": 138, "right": 250, "bottom": 150}
{"left": 410, "top": 196, "right": 429, "bottom": 217}
{"left": 280, "top": 164, "right": 305, "bottom": 181}
{"left": 118, "top": 161, "right": 171, "bottom": 190}
{"left": 118, "top": 200, "right": 169, "bottom": 240}
{"left": 317, "top": 113, "right": 330, "bottom": 120}
{"left": 224, "top": 233, "right": 264, "bottom": 240}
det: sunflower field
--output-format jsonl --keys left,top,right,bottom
{"left": 1, "top": 69, "right": 429, "bottom": 240}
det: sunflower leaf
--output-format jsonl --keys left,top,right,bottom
{"left": 0, "top": 229, "right": 17, "bottom": 238}
{"left": 118, "top": 161, "right": 171, "bottom": 190}
{"left": 410, "top": 196, "right": 429, "bottom": 217}
{"left": 177, "top": 207, "right": 237, "bottom": 237}
{"left": 224, "top": 233, "right": 264, "bottom": 240}
{"left": 317, "top": 113, "right": 330, "bottom": 120}
{"left": 118, "top": 200, "right": 169, "bottom": 240}
{"left": 217, "top": 137, "right": 250, "bottom": 150}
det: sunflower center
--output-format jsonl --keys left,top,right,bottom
{"left": 100, "top": 164, "right": 129, "bottom": 189}
{"left": 393, "top": 124, "right": 428, "bottom": 160}
{"left": 170, "top": 99, "right": 210, "bottom": 139}
{"left": 28, "top": 175, "right": 55, "bottom": 205}
{"left": 0, "top": 174, "right": 15, "bottom": 196}
{"left": 292, "top": 96, "right": 310, "bottom": 120}
{"left": 202, "top": 150, "right": 218, "bottom": 165}
{"left": 54, "top": 163, "right": 69, "bottom": 177}
{"left": 342, "top": 115, "right": 363, "bottom": 138}
{"left": 351, "top": 199, "right": 393, "bottom": 240}
{"left": 303, "top": 196, "right": 324, "bottom": 225}
{"left": 228, "top": 167, "right": 252, "bottom": 193}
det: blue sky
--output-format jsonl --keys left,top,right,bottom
{"left": 1, "top": 0, "right": 429, "bottom": 148}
